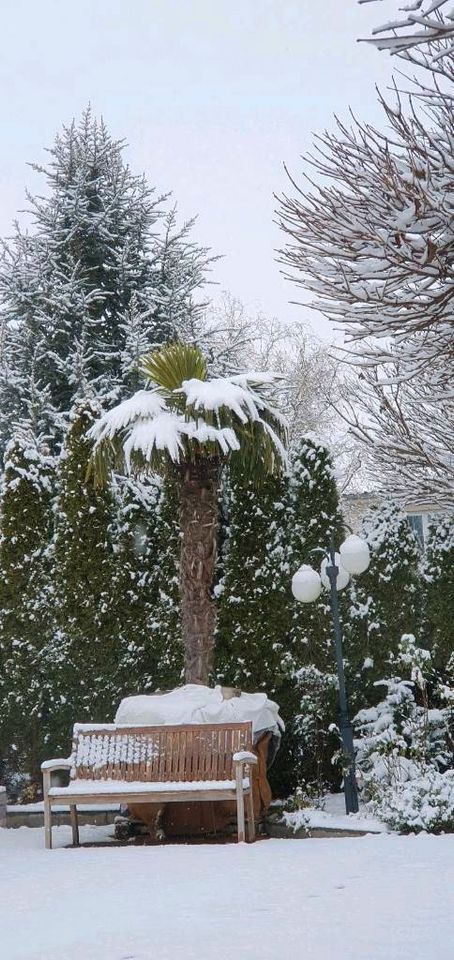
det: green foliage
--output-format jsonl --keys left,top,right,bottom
{"left": 111, "top": 474, "right": 159, "bottom": 694}
{"left": 283, "top": 438, "right": 345, "bottom": 793}
{"left": 422, "top": 517, "right": 454, "bottom": 671}
{"left": 215, "top": 469, "right": 297, "bottom": 795}
{"left": 216, "top": 438, "right": 345, "bottom": 796}
{"left": 141, "top": 341, "right": 208, "bottom": 391}
{"left": 287, "top": 438, "right": 344, "bottom": 673}
{"left": 111, "top": 474, "right": 183, "bottom": 698}
{"left": 292, "top": 665, "right": 339, "bottom": 798}
{"left": 0, "top": 435, "right": 55, "bottom": 782}
{"left": 148, "top": 476, "right": 184, "bottom": 690}
{"left": 215, "top": 471, "right": 290, "bottom": 691}
{"left": 52, "top": 398, "right": 120, "bottom": 738}
{"left": 345, "top": 503, "right": 421, "bottom": 711}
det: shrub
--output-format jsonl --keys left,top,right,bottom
{"left": 372, "top": 768, "right": 454, "bottom": 834}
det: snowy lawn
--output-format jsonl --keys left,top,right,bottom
{"left": 1, "top": 826, "right": 454, "bottom": 960}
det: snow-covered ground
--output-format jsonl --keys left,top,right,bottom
{"left": 1, "top": 825, "right": 454, "bottom": 960}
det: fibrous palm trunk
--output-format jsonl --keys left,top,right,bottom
{"left": 177, "top": 458, "right": 221, "bottom": 685}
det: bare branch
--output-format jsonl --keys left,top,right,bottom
{"left": 276, "top": 69, "right": 454, "bottom": 506}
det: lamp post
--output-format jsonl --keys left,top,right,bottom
{"left": 292, "top": 531, "right": 370, "bottom": 815}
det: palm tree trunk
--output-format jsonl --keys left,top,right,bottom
{"left": 177, "top": 458, "right": 221, "bottom": 685}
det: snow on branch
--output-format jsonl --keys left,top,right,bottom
{"left": 277, "top": 78, "right": 454, "bottom": 506}
{"left": 337, "top": 361, "right": 454, "bottom": 508}
{"left": 359, "top": 0, "right": 454, "bottom": 76}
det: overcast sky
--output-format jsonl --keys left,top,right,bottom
{"left": 0, "top": 0, "right": 399, "bottom": 341}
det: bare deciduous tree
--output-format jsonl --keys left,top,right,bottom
{"left": 338, "top": 361, "right": 454, "bottom": 505}
{"left": 277, "top": 61, "right": 454, "bottom": 506}
{"left": 196, "top": 293, "right": 366, "bottom": 490}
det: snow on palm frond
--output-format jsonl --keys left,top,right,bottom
{"left": 89, "top": 390, "right": 166, "bottom": 442}
{"left": 179, "top": 374, "right": 287, "bottom": 427}
{"left": 88, "top": 342, "right": 288, "bottom": 485}
{"left": 122, "top": 414, "right": 240, "bottom": 470}
{"left": 180, "top": 377, "right": 265, "bottom": 423}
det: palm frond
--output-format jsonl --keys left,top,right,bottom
{"left": 141, "top": 342, "right": 207, "bottom": 393}
{"left": 88, "top": 341, "right": 288, "bottom": 487}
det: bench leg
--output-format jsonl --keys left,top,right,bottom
{"left": 70, "top": 805, "right": 79, "bottom": 847}
{"left": 43, "top": 771, "right": 52, "bottom": 850}
{"left": 246, "top": 787, "right": 255, "bottom": 843}
{"left": 236, "top": 768, "right": 246, "bottom": 843}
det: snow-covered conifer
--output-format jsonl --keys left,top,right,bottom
{"left": 111, "top": 474, "right": 160, "bottom": 697}
{"left": 112, "top": 474, "right": 183, "bottom": 697}
{"left": 0, "top": 110, "right": 211, "bottom": 452}
{"left": 215, "top": 470, "right": 296, "bottom": 794}
{"left": 151, "top": 208, "right": 213, "bottom": 347}
{"left": 0, "top": 434, "right": 55, "bottom": 786}
{"left": 215, "top": 470, "right": 290, "bottom": 692}
{"left": 287, "top": 437, "right": 344, "bottom": 673}
{"left": 147, "top": 477, "right": 184, "bottom": 690}
{"left": 421, "top": 516, "right": 454, "bottom": 671}
{"left": 345, "top": 503, "right": 421, "bottom": 708}
{"left": 283, "top": 438, "right": 345, "bottom": 792}
{"left": 52, "top": 398, "right": 119, "bottom": 730}
{"left": 216, "top": 437, "right": 343, "bottom": 794}
{"left": 292, "top": 664, "right": 338, "bottom": 798}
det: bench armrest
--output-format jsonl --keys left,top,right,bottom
{"left": 41, "top": 758, "right": 72, "bottom": 772}
{"left": 233, "top": 751, "right": 258, "bottom": 765}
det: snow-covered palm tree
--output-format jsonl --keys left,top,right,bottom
{"left": 88, "top": 341, "right": 287, "bottom": 685}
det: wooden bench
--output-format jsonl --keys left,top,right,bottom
{"left": 41, "top": 721, "right": 257, "bottom": 849}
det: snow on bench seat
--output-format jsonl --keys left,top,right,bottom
{"left": 49, "top": 778, "right": 250, "bottom": 796}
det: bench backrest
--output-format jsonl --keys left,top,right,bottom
{"left": 70, "top": 722, "right": 253, "bottom": 783}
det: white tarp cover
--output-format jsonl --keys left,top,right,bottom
{"left": 115, "top": 684, "right": 284, "bottom": 744}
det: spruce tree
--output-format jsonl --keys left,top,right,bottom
{"left": 422, "top": 517, "right": 454, "bottom": 672}
{"left": 0, "top": 434, "right": 55, "bottom": 786}
{"left": 0, "top": 110, "right": 210, "bottom": 453}
{"left": 151, "top": 209, "right": 212, "bottom": 345}
{"left": 52, "top": 397, "right": 119, "bottom": 734}
{"left": 344, "top": 502, "right": 421, "bottom": 710}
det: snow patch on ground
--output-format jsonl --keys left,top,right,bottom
{"left": 282, "top": 807, "right": 386, "bottom": 833}
{"left": 280, "top": 792, "right": 386, "bottom": 833}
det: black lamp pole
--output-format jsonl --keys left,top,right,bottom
{"left": 326, "top": 532, "right": 359, "bottom": 815}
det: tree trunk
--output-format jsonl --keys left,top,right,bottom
{"left": 177, "top": 458, "right": 221, "bottom": 685}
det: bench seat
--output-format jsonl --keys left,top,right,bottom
{"left": 49, "top": 778, "right": 249, "bottom": 797}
